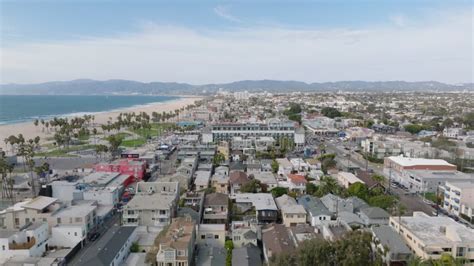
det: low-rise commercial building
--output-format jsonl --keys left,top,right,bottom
{"left": 389, "top": 212, "right": 474, "bottom": 262}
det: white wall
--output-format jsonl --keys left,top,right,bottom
{"left": 50, "top": 226, "right": 84, "bottom": 248}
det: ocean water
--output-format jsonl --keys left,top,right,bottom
{"left": 0, "top": 95, "right": 180, "bottom": 125}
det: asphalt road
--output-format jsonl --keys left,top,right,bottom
{"left": 68, "top": 212, "right": 121, "bottom": 266}
{"left": 325, "top": 142, "right": 436, "bottom": 216}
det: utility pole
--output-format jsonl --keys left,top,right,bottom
{"left": 388, "top": 161, "right": 392, "bottom": 194}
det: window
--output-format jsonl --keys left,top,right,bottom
{"left": 234, "top": 236, "right": 241, "bottom": 241}
{"left": 2, "top": 245, "right": 5, "bottom": 250}
{"left": 57, "top": 218, "right": 61, "bottom": 224}
{"left": 75, "top": 217, "right": 82, "bottom": 223}
{"left": 201, "top": 235, "right": 205, "bottom": 239}
{"left": 457, "top": 247, "right": 465, "bottom": 257}
{"left": 214, "top": 235, "right": 219, "bottom": 239}
{"left": 74, "top": 232, "right": 77, "bottom": 236}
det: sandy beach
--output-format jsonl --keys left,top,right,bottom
{"left": 0, "top": 96, "right": 202, "bottom": 149}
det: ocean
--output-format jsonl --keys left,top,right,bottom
{"left": 0, "top": 95, "right": 180, "bottom": 125}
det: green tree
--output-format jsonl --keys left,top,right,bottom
{"left": 213, "top": 152, "right": 225, "bottom": 167}
{"left": 306, "top": 183, "right": 318, "bottom": 195}
{"left": 271, "top": 159, "right": 279, "bottom": 173}
{"left": 130, "top": 242, "right": 140, "bottom": 252}
{"left": 288, "top": 113, "right": 302, "bottom": 124}
{"left": 225, "top": 240, "right": 234, "bottom": 266}
{"left": 107, "top": 134, "right": 123, "bottom": 158}
{"left": 321, "top": 107, "right": 342, "bottom": 118}
{"left": 271, "top": 187, "right": 288, "bottom": 198}
{"left": 270, "top": 231, "right": 383, "bottom": 266}
{"left": 368, "top": 194, "right": 396, "bottom": 210}
{"left": 240, "top": 179, "right": 263, "bottom": 193}
{"left": 404, "top": 124, "right": 427, "bottom": 134}
{"left": 347, "top": 182, "right": 369, "bottom": 201}
{"left": 315, "top": 176, "right": 342, "bottom": 197}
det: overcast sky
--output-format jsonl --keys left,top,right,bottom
{"left": 1, "top": 0, "right": 473, "bottom": 84}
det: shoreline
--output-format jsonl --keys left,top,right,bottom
{"left": 0, "top": 96, "right": 202, "bottom": 149}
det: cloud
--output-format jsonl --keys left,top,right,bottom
{"left": 1, "top": 8, "right": 472, "bottom": 84}
{"left": 389, "top": 14, "right": 408, "bottom": 27}
{"left": 213, "top": 5, "right": 242, "bottom": 23}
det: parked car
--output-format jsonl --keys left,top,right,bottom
{"left": 88, "top": 232, "right": 100, "bottom": 242}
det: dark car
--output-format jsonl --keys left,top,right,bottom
{"left": 88, "top": 232, "right": 100, "bottom": 242}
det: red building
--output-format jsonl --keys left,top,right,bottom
{"left": 94, "top": 159, "right": 147, "bottom": 180}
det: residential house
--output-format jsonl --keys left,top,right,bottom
{"left": 155, "top": 217, "right": 196, "bottom": 266}
{"left": 371, "top": 225, "right": 411, "bottom": 265}
{"left": 287, "top": 174, "right": 307, "bottom": 194}
{"left": 358, "top": 207, "right": 390, "bottom": 227}
{"left": 0, "top": 197, "right": 97, "bottom": 236}
{"left": 234, "top": 193, "right": 278, "bottom": 224}
{"left": 122, "top": 182, "right": 179, "bottom": 227}
{"left": 0, "top": 223, "right": 49, "bottom": 262}
{"left": 275, "top": 195, "right": 306, "bottom": 227}
{"left": 229, "top": 171, "right": 251, "bottom": 196}
{"left": 197, "top": 224, "right": 226, "bottom": 247}
{"left": 231, "top": 220, "right": 258, "bottom": 248}
{"left": 334, "top": 171, "right": 365, "bottom": 189}
{"left": 297, "top": 195, "right": 332, "bottom": 226}
{"left": 211, "top": 174, "right": 229, "bottom": 194}
{"left": 252, "top": 172, "right": 278, "bottom": 191}
{"left": 232, "top": 244, "right": 262, "bottom": 266}
{"left": 262, "top": 224, "right": 296, "bottom": 263}
{"left": 194, "top": 170, "right": 211, "bottom": 191}
{"left": 203, "top": 193, "right": 229, "bottom": 224}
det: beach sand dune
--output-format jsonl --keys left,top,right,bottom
{"left": 0, "top": 97, "right": 201, "bottom": 149}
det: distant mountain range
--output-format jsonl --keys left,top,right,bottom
{"left": 1, "top": 79, "right": 472, "bottom": 95}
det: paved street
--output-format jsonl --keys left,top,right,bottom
{"left": 68, "top": 212, "right": 121, "bottom": 266}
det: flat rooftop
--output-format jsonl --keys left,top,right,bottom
{"left": 387, "top": 156, "right": 454, "bottom": 167}
{"left": 406, "top": 170, "right": 472, "bottom": 180}
{"left": 397, "top": 212, "right": 474, "bottom": 245}
{"left": 82, "top": 172, "right": 122, "bottom": 186}
{"left": 234, "top": 193, "right": 277, "bottom": 211}
{"left": 22, "top": 196, "right": 58, "bottom": 210}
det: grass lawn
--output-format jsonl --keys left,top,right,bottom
{"left": 78, "top": 134, "right": 90, "bottom": 141}
{"left": 121, "top": 138, "right": 146, "bottom": 147}
{"left": 423, "top": 192, "right": 439, "bottom": 203}
{"left": 132, "top": 123, "right": 175, "bottom": 138}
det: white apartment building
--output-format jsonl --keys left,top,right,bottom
{"left": 0, "top": 223, "right": 49, "bottom": 262}
{"left": 122, "top": 182, "right": 179, "bottom": 227}
{"left": 389, "top": 212, "right": 474, "bottom": 262}
{"left": 202, "top": 122, "right": 305, "bottom": 146}
{"left": 0, "top": 197, "right": 97, "bottom": 235}
{"left": 361, "top": 139, "right": 402, "bottom": 159}
{"left": 443, "top": 128, "right": 464, "bottom": 139}
{"left": 443, "top": 180, "right": 474, "bottom": 221}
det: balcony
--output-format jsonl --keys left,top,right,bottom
{"left": 154, "top": 213, "right": 170, "bottom": 219}
{"left": 204, "top": 210, "right": 228, "bottom": 220}
{"left": 9, "top": 237, "right": 36, "bottom": 250}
